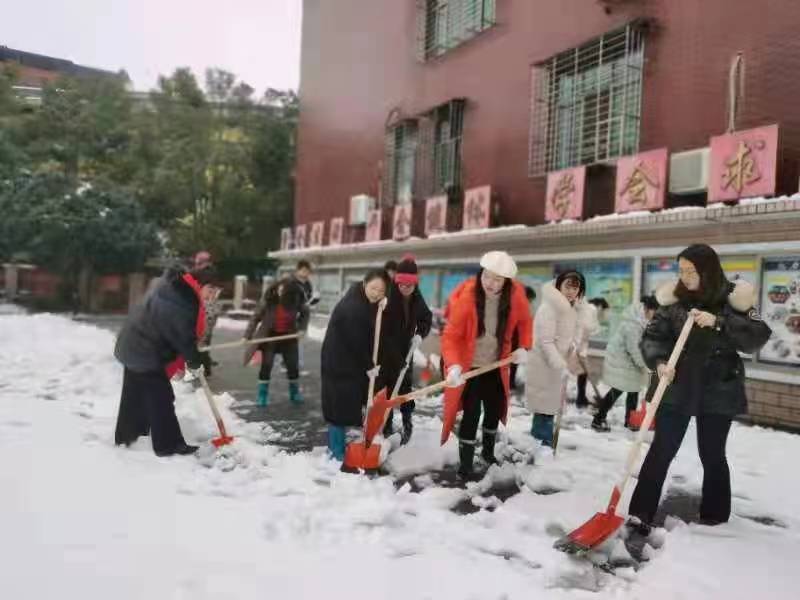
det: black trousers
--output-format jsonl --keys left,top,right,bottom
{"left": 629, "top": 406, "right": 733, "bottom": 524}
{"left": 458, "top": 369, "right": 503, "bottom": 442}
{"left": 596, "top": 388, "right": 639, "bottom": 424}
{"left": 258, "top": 336, "right": 299, "bottom": 382}
{"left": 115, "top": 368, "right": 187, "bottom": 455}
{"left": 575, "top": 373, "right": 589, "bottom": 407}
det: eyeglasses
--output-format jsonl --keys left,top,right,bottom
{"left": 679, "top": 269, "right": 698, "bottom": 277}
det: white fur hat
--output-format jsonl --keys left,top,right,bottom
{"left": 480, "top": 251, "right": 517, "bottom": 279}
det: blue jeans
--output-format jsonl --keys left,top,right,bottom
{"left": 531, "top": 413, "right": 554, "bottom": 447}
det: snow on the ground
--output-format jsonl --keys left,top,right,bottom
{"left": 3, "top": 313, "right": 800, "bottom": 599}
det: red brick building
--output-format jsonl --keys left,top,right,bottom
{"left": 0, "top": 45, "right": 126, "bottom": 101}
{"left": 273, "top": 0, "right": 800, "bottom": 429}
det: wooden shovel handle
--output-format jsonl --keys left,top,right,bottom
{"left": 200, "top": 332, "right": 303, "bottom": 352}
{"left": 391, "top": 356, "right": 515, "bottom": 405}
{"left": 611, "top": 315, "right": 694, "bottom": 513}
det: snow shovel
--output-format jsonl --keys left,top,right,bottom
{"left": 554, "top": 314, "right": 694, "bottom": 554}
{"left": 199, "top": 332, "right": 303, "bottom": 352}
{"left": 342, "top": 297, "right": 388, "bottom": 471}
{"left": 378, "top": 329, "right": 419, "bottom": 432}
{"left": 364, "top": 356, "right": 515, "bottom": 447}
{"left": 551, "top": 375, "right": 568, "bottom": 454}
{"left": 197, "top": 371, "right": 234, "bottom": 448}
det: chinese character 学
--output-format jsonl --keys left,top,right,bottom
{"left": 551, "top": 173, "right": 575, "bottom": 219}
{"left": 620, "top": 161, "right": 660, "bottom": 207}
{"left": 722, "top": 140, "right": 764, "bottom": 194}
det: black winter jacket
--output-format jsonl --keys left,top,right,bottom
{"left": 641, "top": 279, "right": 772, "bottom": 416}
{"left": 321, "top": 283, "right": 379, "bottom": 426}
{"left": 114, "top": 268, "right": 203, "bottom": 373}
{"left": 377, "top": 284, "right": 433, "bottom": 389}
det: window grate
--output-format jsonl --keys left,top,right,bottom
{"left": 416, "top": 0, "right": 497, "bottom": 61}
{"left": 382, "top": 100, "right": 465, "bottom": 206}
{"left": 529, "top": 22, "right": 646, "bottom": 176}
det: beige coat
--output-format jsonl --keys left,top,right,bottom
{"left": 525, "top": 282, "right": 597, "bottom": 415}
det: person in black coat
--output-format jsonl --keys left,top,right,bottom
{"left": 114, "top": 262, "right": 219, "bottom": 457}
{"left": 321, "top": 268, "right": 390, "bottom": 460}
{"left": 377, "top": 255, "right": 433, "bottom": 444}
{"left": 627, "top": 244, "right": 772, "bottom": 533}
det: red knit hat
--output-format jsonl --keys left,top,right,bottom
{"left": 394, "top": 254, "right": 419, "bottom": 285}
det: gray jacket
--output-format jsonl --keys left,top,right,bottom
{"left": 602, "top": 302, "right": 649, "bottom": 393}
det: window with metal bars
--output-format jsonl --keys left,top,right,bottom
{"left": 416, "top": 0, "right": 497, "bottom": 61}
{"left": 529, "top": 22, "right": 646, "bottom": 176}
{"left": 383, "top": 120, "right": 418, "bottom": 205}
{"left": 382, "top": 100, "right": 465, "bottom": 205}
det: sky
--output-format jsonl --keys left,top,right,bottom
{"left": 0, "top": 0, "right": 302, "bottom": 95}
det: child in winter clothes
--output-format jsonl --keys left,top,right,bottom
{"left": 442, "top": 251, "right": 532, "bottom": 479}
{"left": 592, "top": 295, "right": 659, "bottom": 432}
{"left": 321, "top": 269, "right": 391, "bottom": 460}
{"left": 244, "top": 278, "right": 309, "bottom": 407}
{"left": 526, "top": 271, "right": 595, "bottom": 447}
{"left": 627, "top": 244, "right": 771, "bottom": 533}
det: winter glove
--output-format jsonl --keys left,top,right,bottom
{"left": 511, "top": 348, "right": 528, "bottom": 365}
{"left": 445, "top": 365, "right": 465, "bottom": 388}
{"left": 656, "top": 362, "right": 675, "bottom": 383}
{"left": 690, "top": 308, "right": 716, "bottom": 329}
{"left": 366, "top": 365, "right": 381, "bottom": 379}
{"left": 410, "top": 334, "right": 423, "bottom": 350}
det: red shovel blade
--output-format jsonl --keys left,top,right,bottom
{"left": 342, "top": 441, "right": 382, "bottom": 471}
{"left": 364, "top": 387, "right": 392, "bottom": 445}
{"left": 212, "top": 435, "right": 235, "bottom": 448}
{"left": 554, "top": 511, "right": 625, "bottom": 553}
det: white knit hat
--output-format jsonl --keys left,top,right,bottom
{"left": 479, "top": 251, "right": 517, "bottom": 279}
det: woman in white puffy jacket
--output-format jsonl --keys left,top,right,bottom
{"left": 526, "top": 271, "right": 596, "bottom": 445}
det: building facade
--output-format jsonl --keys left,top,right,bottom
{"left": 273, "top": 0, "right": 800, "bottom": 429}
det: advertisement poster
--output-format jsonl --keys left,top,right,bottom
{"left": 759, "top": 256, "right": 800, "bottom": 366}
{"left": 555, "top": 260, "right": 634, "bottom": 341}
{"left": 516, "top": 265, "right": 553, "bottom": 313}
{"left": 418, "top": 271, "right": 439, "bottom": 307}
{"left": 440, "top": 269, "right": 479, "bottom": 309}
{"left": 642, "top": 256, "right": 757, "bottom": 297}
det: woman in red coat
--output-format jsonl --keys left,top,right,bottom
{"left": 441, "top": 251, "right": 533, "bottom": 479}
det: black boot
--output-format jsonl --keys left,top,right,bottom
{"left": 457, "top": 440, "right": 476, "bottom": 480}
{"left": 401, "top": 414, "right": 413, "bottom": 445}
{"left": 591, "top": 416, "right": 611, "bottom": 432}
{"left": 481, "top": 430, "right": 499, "bottom": 465}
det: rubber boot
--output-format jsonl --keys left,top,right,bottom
{"left": 400, "top": 413, "right": 413, "bottom": 446}
{"left": 256, "top": 381, "right": 269, "bottom": 407}
{"left": 289, "top": 380, "right": 303, "bottom": 405}
{"left": 457, "top": 440, "right": 476, "bottom": 480}
{"left": 481, "top": 430, "right": 499, "bottom": 465}
{"left": 327, "top": 425, "right": 346, "bottom": 461}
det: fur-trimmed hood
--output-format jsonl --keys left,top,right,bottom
{"left": 655, "top": 278, "right": 757, "bottom": 312}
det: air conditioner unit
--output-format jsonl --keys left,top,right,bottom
{"left": 669, "top": 147, "right": 710, "bottom": 195}
{"left": 349, "top": 194, "right": 375, "bottom": 225}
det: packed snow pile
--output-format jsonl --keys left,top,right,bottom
{"left": 3, "top": 313, "right": 800, "bottom": 599}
